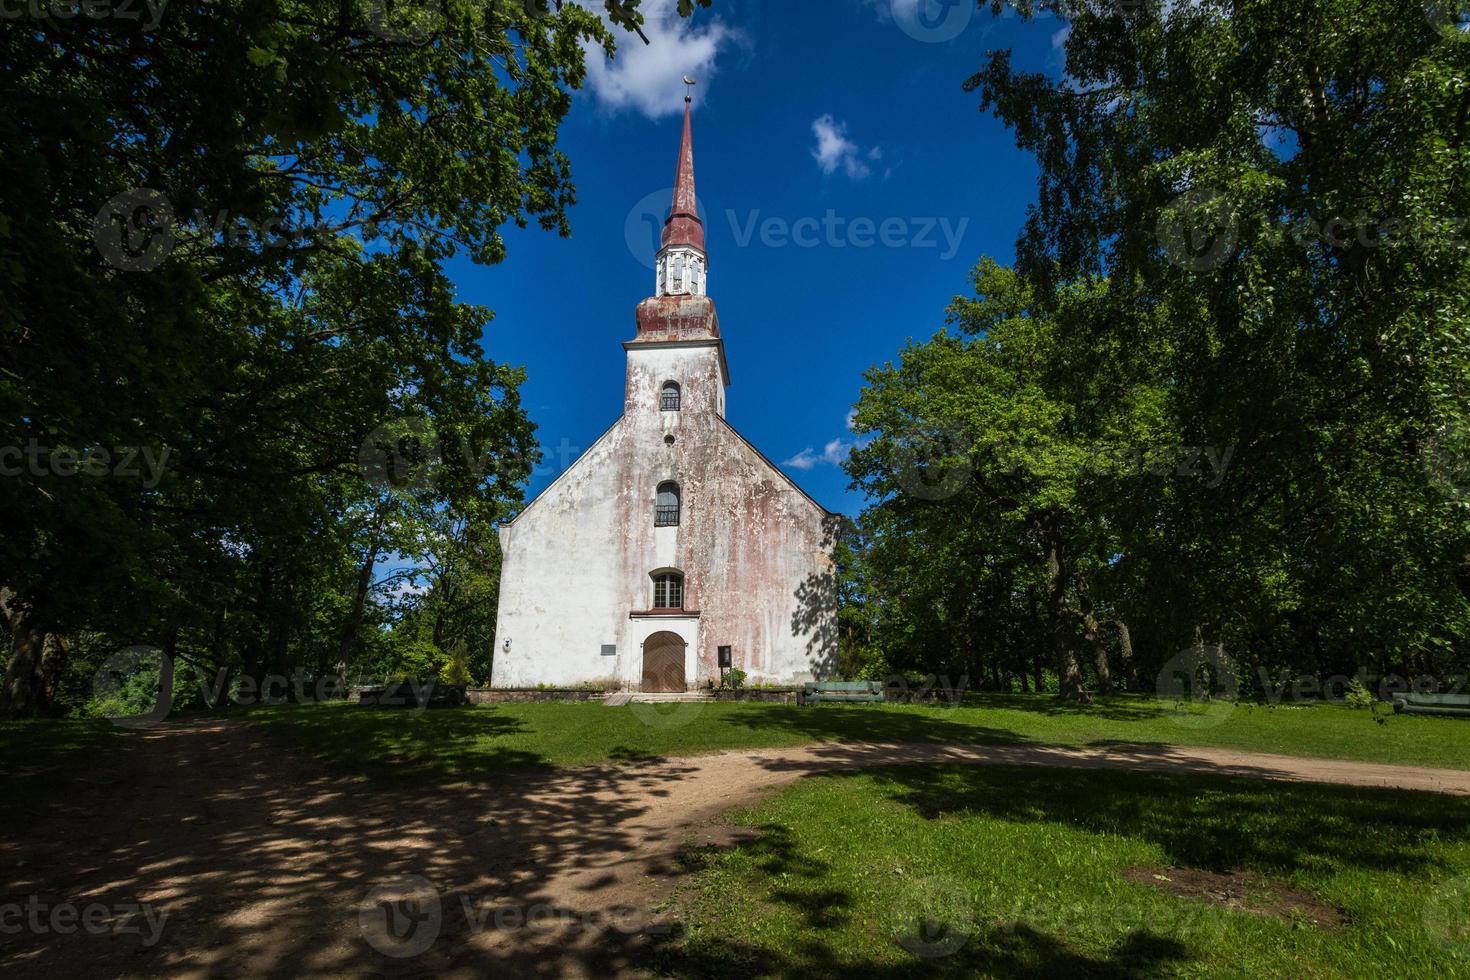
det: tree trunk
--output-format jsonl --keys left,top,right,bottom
{"left": 1, "top": 621, "right": 44, "bottom": 716}
{"left": 1116, "top": 619, "right": 1134, "bottom": 689}
{"left": 240, "top": 567, "right": 273, "bottom": 700}
{"left": 0, "top": 589, "right": 44, "bottom": 716}
{"left": 207, "top": 605, "right": 232, "bottom": 709}
{"left": 1090, "top": 625, "right": 1112, "bottom": 695}
{"left": 1045, "top": 535, "right": 1084, "bottom": 700}
{"left": 37, "top": 633, "right": 70, "bottom": 711}
{"left": 1077, "top": 578, "right": 1111, "bottom": 695}
{"left": 335, "top": 510, "right": 386, "bottom": 680}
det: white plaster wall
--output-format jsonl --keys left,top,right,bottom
{"left": 491, "top": 340, "right": 836, "bottom": 690}
{"left": 491, "top": 423, "right": 633, "bottom": 689}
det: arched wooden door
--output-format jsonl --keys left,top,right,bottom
{"left": 641, "top": 631, "right": 687, "bottom": 693}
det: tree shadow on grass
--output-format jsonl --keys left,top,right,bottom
{"left": 249, "top": 703, "right": 550, "bottom": 781}
{"left": 866, "top": 764, "right": 1470, "bottom": 877}
{"left": 656, "top": 922, "right": 1190, "bottom": 978}
{"left": 655, "top": 800, "right": 1193, "bottom": 979}
{"left": 961, "top": 692, "right": 1173, "bottom": 723}
{"left": 712, "top": 701, "right": 1031, "bottom": 749}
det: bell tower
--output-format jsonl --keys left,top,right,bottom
{"left": 655, "top": 92, "right": 708, "bottom": 298}
{"left": 627, "top": 89, "right": 729, "bottom": 418}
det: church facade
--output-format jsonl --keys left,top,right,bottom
{"left": 490, "top": 98, "right": 838, "bottom": 692}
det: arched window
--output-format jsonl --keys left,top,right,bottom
{"left": 655, "top": 482, "right": 680, "bottom": 526}
{"left": 660, "top": 381, "right": 681, "bottom": 412}
{"left": 652, "top": 570, "right": 684, "bottom": 610}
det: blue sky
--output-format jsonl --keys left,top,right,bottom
{"left": 447, "top": 0, "right": 1072, "bottom": 515}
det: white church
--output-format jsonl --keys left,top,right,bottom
{"left": 490, "top": 95, "right": 838, "bottom": 692}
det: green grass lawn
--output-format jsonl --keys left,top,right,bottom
{"left": 0, "top": 717, "right": 118, "bottom": 822}
{"left": 241, "top": 693, "right": 1470, "bottom": 779}
{"left": 657, "top": 765, "right": 1470, "bottom": 978}
{"left": 0, "top": 716, "right": 117, "bottom": 775}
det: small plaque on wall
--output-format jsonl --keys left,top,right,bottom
{"left": 601, "top": 644, "right": 617, "bottom": 657}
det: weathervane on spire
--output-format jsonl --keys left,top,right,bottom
{"left": 683, "top": 75, "right": 697, "bottom": 103}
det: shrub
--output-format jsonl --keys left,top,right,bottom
{"left": 1345, "top": 677, "right": 1375, "bottom": 709}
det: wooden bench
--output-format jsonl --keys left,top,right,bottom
{"left": 799, "top": 680, "right": 885, "bottom": 706}
{"left": 358, "top": 681, "right": 467, "bottom": 708}
{"left": 1392, "top": 693, "right": 1470, "bottom": 718}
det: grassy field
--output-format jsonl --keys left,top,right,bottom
{"left": 239, "top": 693, "right": 1470, "bottom": 778}
{"left": 657, "top": 764, "right": 1470, "bottom": 978}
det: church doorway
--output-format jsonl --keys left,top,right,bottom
{"left": 641, "top": 631, "right": 687, "bottom": 692}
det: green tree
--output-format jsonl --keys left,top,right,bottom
{"left": 0, "top": 0, "right": 710, "bottom": 714}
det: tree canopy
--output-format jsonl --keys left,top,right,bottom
{"left": 0, "top": 0, "right": 705, "bottom": 714}
{"left": 844, "top": 0, "right": 1470, "bottom": 697}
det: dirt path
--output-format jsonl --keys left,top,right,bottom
{"left": 4, "top": 723, "right": 1469, "bottom": 979}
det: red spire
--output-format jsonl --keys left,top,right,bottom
{"left": 661, "top": 95, "right": 705, "bottom": 252}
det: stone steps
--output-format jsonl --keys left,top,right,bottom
{"left": 621, "top": 691, "right": 715, "bottom": 704}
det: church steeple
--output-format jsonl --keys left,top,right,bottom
{"left": 655, "top": 92, "right": 708, "bottom": 297}
{"left": 631, "top": 86, "right": 728, "bottom": 396}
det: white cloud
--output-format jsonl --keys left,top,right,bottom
{"left": 784, "top": 412, "right": 870, "bottom": 470}
{"left": 783, "top": 437, "right": 857, "bottom": 471}
{"left": 811, "top": 114, "right": 876, "bottom": 180}
{"left": 581, "top": 0, "right": 738, "bottom": 119}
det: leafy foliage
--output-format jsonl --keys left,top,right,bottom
{"left": 844, "top": 1, "right": 1470, "bottom": 695}
{"left": 0, "top": 0, "right": 694, "bottom": 714}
